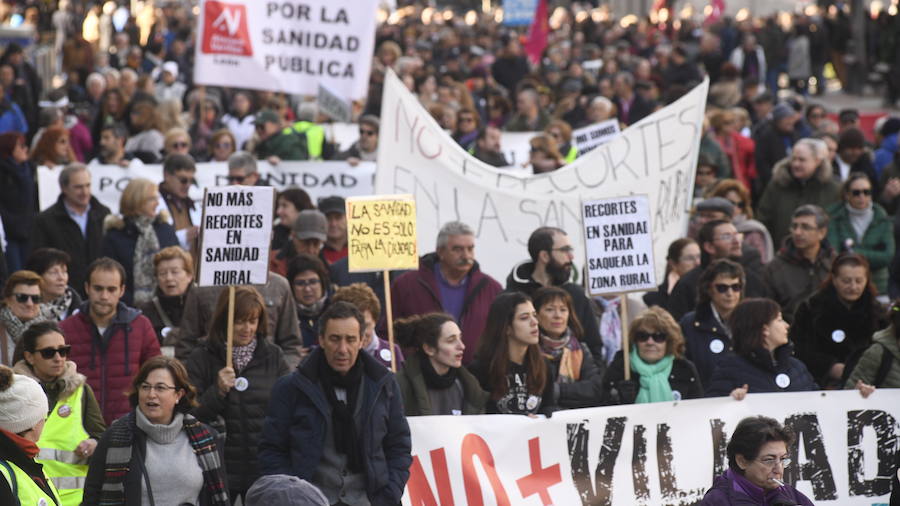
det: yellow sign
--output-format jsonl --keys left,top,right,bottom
{"left": 347, "top": 195, "right": 418, "bottom": 272}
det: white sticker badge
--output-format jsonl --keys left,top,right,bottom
{"left": 775, "top": 373, "right": 791, "bottom": 389}
{"left": 379, "top": 348, "right": 392, "bottom": 362}
{"left": 831, "top": 329, "right": 846, "bottom": 343}
{"left": 709, "top": 339, "right": 725, "bottom": 354}
{"left": 234, "top": 377, "right": 249, "bottom": 392}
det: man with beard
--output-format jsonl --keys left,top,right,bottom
{"left": 506, "top": 227, "right": 605, "bottom": 365}
{"left": 667, "top": 219, "right": 768, "bottom": 320}
{"left": 89, "top": 123, "right": 141, "bottom": 168}
{"left": 390, "top": 222, "right": 502, "bottom": 364}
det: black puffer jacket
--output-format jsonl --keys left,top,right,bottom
{"left": 705, "top": 344, "right": 818, "bottom": 397}
{"left": 185, "top": 337, "right": 289, "bottom": 494}
{"left": 600, "top": 350, "right": 703, "bottom": 405}
{"left": 680, "top": 303, "right": 733, "bottom": 389}
{"left": 547, "top": 341, "right": 604, "bottom": 409}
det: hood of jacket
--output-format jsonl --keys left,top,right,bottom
{"left": 873, "top": 326, "right": 900, "bottom": 358}
{"left": 102, "top": 211, "right": 172, "bottom": 234}
{"left": 75, "top": 300, "right": 144, "bottom": 326}
{"left": 771, "top": 155, "right": 833, "bottom": 187}
{"left": 13, "top": 359, "right": 86, "bottom": 398}
{"left": 879, "top": 132, "right": 899, "bottom": 154}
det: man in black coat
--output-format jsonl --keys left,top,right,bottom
{"left": 753, "top": 103, "right": 800, "bottom": 196}
{"left": 30, "top": 163, "right": 110, "bottom": 296}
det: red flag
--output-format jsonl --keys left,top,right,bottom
{"left": 524, "top": 0, "right": 549, "bottom": 65}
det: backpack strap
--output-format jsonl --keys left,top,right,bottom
{"left": 0, "top": 460, "right": 21, "bottom": 506}
{"left": 874, "top": 343, "right": 895, "bottom": 388}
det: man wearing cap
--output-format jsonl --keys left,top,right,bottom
{"left": 0, "top": 365, "right": 62, "bottom": 505}
{"left": 245, "top": 475, "right": 328, "bottom": 506}
{"left": 335, "top": 116, "right": 378, "bottom": 165}
{"left": 688, "top": 197, "right": 735, "bottom": 239}
{"left": 270, "top": 209, "right": 327, "bottom": 276}
{"left": 253, "top": 109, "right": 308, "bottom": 163}
{"left": 838, "top": 108, "right": 861, "bottom": 134}
{"left": 753, "top": 102, "right": 800, "bottom": 193}
{"left": 833, "top": 128, "right": 878, "bottom": 192}
{"left": 318, "top": 197, "right": 347, "bottom": 265}
{"left": 155, "top": 61, "right": 186, "bottom": 103}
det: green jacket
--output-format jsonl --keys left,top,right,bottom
{"left": 826, "top": 201, "right": 894, "bottom": 294}
{"left": 844, "top": 326, "right": 900, "bottom": 388}
{"left": 757, "top": 157, "right": 841, "bottom": 247}
{"left": 255, "top": 130, "right": 310, "bottom": 161}
{"left": 396, "top": 352, "right": 489, "bottom": 416}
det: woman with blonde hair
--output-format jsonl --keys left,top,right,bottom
{"left": 208, "top": 128, "right": 236, "bottom": 162}
{"left": 163, "top": 127, "right": 191, "bottom": 157}
{"left": 157, "top": 98, "right": 187, "bottom": 133}
{"left": 101, "top": 178, "right": 178, "bottom": 305}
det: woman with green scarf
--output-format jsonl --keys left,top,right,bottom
{"left": 600, "top": 307, "right": 704, "bottom": 404}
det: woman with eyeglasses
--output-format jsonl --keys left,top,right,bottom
{"left": 791, "top": 252, "right": 888, "bottom": 388}
{"left": 208, "top": 128, "right": 236, "bottom": 162}
{"left": 1, "top": 270, "right": 54, "bottom": 366}
{"left": 700, "top": 416, "right": 813, "bottom": 505}
{"left": 826, "top": 172, "right": 894, "bottom": 294}
{"left": 287, "top": 254, "right": 333, "bottom": 356}
{"left": 706, "top": 298, "right": 817, "bottom": 399}
{"left": 83, "top": 356, "right": 230, "bottom": 506}
{"left": 101, "top": 177, "right": 179, "bottom": 305}
{"left": 185, "top": 286, "right": 288, "bottom": 501}
{"left": 643, "top": 238, "right": 701, "bottom": 309}
{"left": 24, "top": 248, "right": 82, "bottom": 321}
{"left": 335, "top": 115, "right": 380, "bottom": 165}
{"left": 680, "top": 259, "right": 744, "bottom": 389}
{"left": 13, "top": 321, "right": 104, "bottom": 506}
{"left": 600, "top": 307, "right": 703, "bottom": 405}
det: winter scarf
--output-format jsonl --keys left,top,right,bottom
{"left": 297, "top": 296, "right": 327, "bottom": 319}
{"left": 317, "top": 352, "right": 363, "bottom": 472}
{"left": 419, "top": 352, "right": 459, "bottom": 390}
{"left": 0, "top": 304, "right": 53, "bottom": 341}
{"left": 846, "top": 203, "right": 874, "bottom": 243}
{"left": 46, "top": 287, "right": 74, "bottom": 322}
{"left": 630, "top": 349, "right": 674, "bottom": 404}
{"left": 132, "top": 216, "right": 160, "bottom": 305}
{"left": 232, "top": 338, "right": 257, "bottom": 373}
{"left": 540, "top": 328, "right": 583, "bottom": 383}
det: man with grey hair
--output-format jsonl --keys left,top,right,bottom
{"left": 505, "top": 88, "right": 551, "bottom": 132}
{"left": 31, "top": 163, "right": 111, "bottom": 294}
{"left": 226, "top": 150, "right": 261, "bottom": 186}
{"left": 764, "top": 204, "right": 834, "bottom": 322}
{"left": 390, "top": 221, "right": 502, "bottom": 364}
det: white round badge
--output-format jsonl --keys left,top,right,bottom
{"left": 234, "top": 377, "right": 249, "bottom": 392}
{"left": 775, "top": 373, "right": 791, "bottom": 389}
{"left": 672, "top": 390, "right": 682, "bottom": 401}
{"left": 831, "top": 330, "right": 846, "bottom": 343}
{"left": 709, "top": 339, "right": 725, "bottom": 354}
{"left": 38, "top": 499, "right": 48, "bottom": 506}
{"left": 379, "top": 349, "right": 392, "bottom": 362}
{"left": 161, "top": 327, "right": 172, "bottom": 339}
{"left": 526, "top": 395, "right": 539, "bottom": 410}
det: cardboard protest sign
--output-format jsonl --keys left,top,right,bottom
{"left": 583, "top": 195, "right": 656, "bottom": 295}
{"left": 194, "top": 0, "right": 379, "bottom": 99}
{"left": 573, "top": 118, "right": 620, "bottom": 155}
{"left": 198, "top": 186, "right": 274, "bottom": 286}
{"left": 346, "top": 195, "right": 418, "bottom": 272}
{"left": 318, "top": 83, "right": 352, "bottom": 123}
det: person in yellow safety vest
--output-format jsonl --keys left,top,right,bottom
{"left": 283, "top": 102, "right": 335, "bottom": 161}
{"left": 13, "top": 321, "right": 105, "bottom": 506}
{"left": 545, "top": 119, "right": 579, "bottom": 165}
{"left": 0, "top": 363, "right": 60, "bottom": 505}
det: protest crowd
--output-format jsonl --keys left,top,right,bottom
{"left": 2, "top": 0, "right": 900, "bottom": 504}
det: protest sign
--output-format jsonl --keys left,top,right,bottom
{"left": 318, "top": 83, "right": 352, "bottom": 123}
{"left": 37, "top": 161, "right": 375, "bottom": 215}
{"left": 376, "top": 70, "right": 707, "bottom": 282}
{"left": 503, "top": 0, "right": 539, "bottom": 25}
{"left": 194, "top": 0, "right": 378, "bottom": 99}
{"left": 573, "top": 118, "right": 621, "bottom": 155}
{"left": 346, "top": 195, "right": 418, "bottom": 273}
{"left": 403, "top": 390, "right": 900, "bottom": 505}
{"left": 197, "top": 186, "right": 274, "bottom": 287}
{"left": 583, "top": 195, "right": 656, "bottom": 295}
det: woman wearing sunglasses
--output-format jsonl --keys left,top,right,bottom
{"left": 791, "top": 252, "right": 888, "bottom": 388}
{"left": 13, "top": 321, "right": 104, "bottom": 506}
{"left": 600, "top": 307, "right": 703, "bottom": 405}
{"left": 1, "top": 270, "right": 53, "bottom": 366}
{"left": 826, "top": 172, "right": 894, "bottom": 294}
{"left": 680, "top": 259, "right": 744, "bottom": 389}
{"left": 707, "top": 298, "right": 817, "bottom": 398}
{"left": 700, "top": 416, "right": 813, "bottom": 505}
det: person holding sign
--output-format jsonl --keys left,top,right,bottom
{"left": 185, "top": 286, "right": 289, "bottom": 501}
{"left": 600, "top": 307, "right": 703, "bottom": 405}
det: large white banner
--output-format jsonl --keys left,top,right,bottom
{"left": 376, "top": 71, "right": 707, "bottom": 282}
{"left": 404, "top": 390, "right": 900, "bottom": 505}
{"left": 194, "top": 0, "right": 378, "bottom": 99}
{"left": 37, "top": 161, "right": 375, "bottom": 215}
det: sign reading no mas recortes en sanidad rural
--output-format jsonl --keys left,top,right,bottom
{"left": 347, "top": 195, "right": 418, "bottom": 273}
{"left": 198, "top": 186, "right": 275, "bottom": 287}
{"left": 583, "top": 195, "right": 657, "bottom": 295}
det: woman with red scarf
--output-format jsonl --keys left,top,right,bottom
{"left": 709, "top": 109, "right": 757, "bottom": 191}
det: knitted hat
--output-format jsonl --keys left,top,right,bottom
{"left": 696, "top": 197, "right": 735, "bottom": 218}
{"left": 0, "top": 366, "right": 48, "bottom": 434}
{"left": 245, "top": 475, "right": 328, "bottom": 506}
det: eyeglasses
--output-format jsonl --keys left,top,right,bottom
{"left": 13, "top": 293, "right": 42, "bottom": 304}
{"left": 552, "top": 246, "right": 575, "bottom": 254}
{"left": 34, "top": 345, "right": 71, "bottom": 359}
{"left": 171, "top": 141, "right": 189, "bottom": 149}
{"left": 714, "top": 232, "right": 743, "bottom": 242}
{"left": 139, "top": 383, "right": 179, "bottom": 394}
{"left": 176, "top": 176, "right": 194, "bottom": 185}
{"left": 790, "top": 222, "right": 818, "bottom": 231}
{"left": 227, "top": 175, "right": 246, "bottom": 183}
{"left": 293, "top": 278, "right": 321, "bottom": 288}
{"left": 634, "top": 331, "right": 667, "bottom": 343}
{"left": 756, "top": 456, "right": 792, "bottom": 468}
{"left": 359, "top": 129, "right": 376, "bottom": 137}
{"left": 850, "top": 189, "right": 872, "bottom": 197}
{"left": 714, "top": 282, "right": 743, "bottom": 293}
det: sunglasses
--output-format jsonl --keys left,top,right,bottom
{"left": 850, "top": 189, "right": 871, "bottom": 197}
{"left": 227, "top": 175, "right": 246, "bottom": 183}
{"left": 359, "top": 129, "right": 376, "bottom": 137}
{"left": 34, "top": 345, "right": 71, "bottom": 359}
{"left": 634, "top": 331, "right": 667, "bottom": 343}
{"left": 714, "top": 282, "right": 743, "bottom": 294}
{"left": 14, "top": 293, "right": 41, "bottom": 304}
{"left": 176, "top": 176, "right": 194, "bottom": 185}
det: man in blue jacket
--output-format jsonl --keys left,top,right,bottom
{"left": 259, "top": 301, "right": 411, "bottom": 505}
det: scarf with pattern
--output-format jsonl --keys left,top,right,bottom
{"left": 540, "top": 328, "right": 583, "bottom": 383}
{"left": 132, "top": 216, "right": 160, "bottom": 305}
{"left": 0, "top": 304, "right": 53, "bottom": 341}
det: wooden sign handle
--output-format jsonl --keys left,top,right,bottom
{"left": 383, "top": 271, "right": 397, "bottom": 373}
{"left": 226, "top": 285, "right": 235, "bottom": 369}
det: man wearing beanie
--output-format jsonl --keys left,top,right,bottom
{"left": 753, "top": 102, "right": 800, "bottom": 196}
{"left": 833, "top": 128, "right": 877, "bottom": 194}
{"left": 0, "top": 364, "right": 61, "bottom": 504}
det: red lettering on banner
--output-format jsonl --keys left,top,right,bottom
{"left": 201, "top": 1, "right": 253, "bottom": 56}
{"left": 461, "top": 433, "right": 511, "bottom": 506}
{"left": 515, "top": 437, "right": 562, "bottom": 505}
{"left": 407, "top": 448, "right": 455, "bottom": 506}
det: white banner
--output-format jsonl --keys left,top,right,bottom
{"left": 583, "top": 195, "right": 656, "bottom": 295}
{"left": 376, "top": 70, "right": 707, "bottom": 282}
{"left": 37, "top": 161, "right": 375, "bottom": 215}
{"left": 404, "top": 390, "right": 900, "bottom": 505}
{"left": 573, "top": 118, "right": 621, "bottom": 155}
{"left": 194, "top": 0, "right": 378, "bottom": 99}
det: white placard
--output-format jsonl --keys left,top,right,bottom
{"left": 573, "top": 118, "right": 621, "bottom": 155}
{"left": 198, "top": 186, "right": 274, "bottom": 287}
{"left": 583, "top": 195, "right": 656, "bottom": 295}
{"left": 194, "top": 0, "right": 379, "bottom": 100}
{"left": 318, "top": 83, "right": 352, "bottom": 123}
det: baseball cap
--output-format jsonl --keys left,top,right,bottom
{"left": 292, "top": 210, "right": 327, "bottom": 242}
{"left": 318, "top": 196, "right": 346, "bottom": 215}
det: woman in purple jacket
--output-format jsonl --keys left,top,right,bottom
{"left": 700, "top": 416, "right": 814, "bottom": 505}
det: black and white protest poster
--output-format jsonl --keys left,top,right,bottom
{"left": 583, "top": 195, "right": 656, "bottom": 295}
{"left": 198, "top": 186, "right": 274, "bottom": 287}
{"left": 194, "top": 0, "right": 379, "bottom": 99}
{"left": 573, "top": 118, "right": 620, "bottom": 155}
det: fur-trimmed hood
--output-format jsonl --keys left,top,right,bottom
{"left": 102, "top": 210, "right": 171, "bottom": 234}
{"left": 770, "top": 155, "right": 833, "bottom": 187}
{"left": 13, "top": 360, "right": 86, "bottom": 398}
